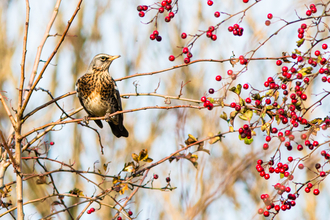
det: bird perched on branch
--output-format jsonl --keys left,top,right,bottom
{"left": 76, "top": 53, "right": 129, "bottom": 138}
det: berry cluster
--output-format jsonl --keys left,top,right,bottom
{"left": 150, "top": 30, "right": 162, "bottom": 42}
{"left": 306, "top": 3, "right": 317, "bottom": 16}
{"left": 201, "top": 95, "right": 214, "bottom": 111}
{"left": 137, "top": 5, "right": 148, "bottom": 17}
{"left": 206, "top": 26, "right": 217, "bottom": 41}
{"left": 238, "top": 124, "right": 252, "bottom": 140}
{"left": 87, "top": 208, "right": 95, "bottom": 214}
{"left": 228, "top": 24, "right": 244, "bottom": 37}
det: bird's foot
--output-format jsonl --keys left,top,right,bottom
{"left": 105, "top": 113, "right": 111, "bottom": 122}
{"left": 83, "top": 116, "right": 89, "bottom": 125}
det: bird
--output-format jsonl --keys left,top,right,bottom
{"left": 76, "top": 53, "right": 129, "bottom": 138}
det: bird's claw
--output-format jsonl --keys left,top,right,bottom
{"left": 105, "top": 113, "right": 111, "bottom": 122}
{"left": 83, "top": 116, "right": 89, "bottom": 125}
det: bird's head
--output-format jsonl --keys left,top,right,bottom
{"left": 88, "top": 53, "right": 121, "bottom": 72}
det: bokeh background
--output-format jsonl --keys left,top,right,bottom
{"left": 0, "top": 0, "right": 330, "bottom": 219}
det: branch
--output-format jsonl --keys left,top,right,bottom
{"left": 21, "top": 0, "right": 83, "bottom": 115}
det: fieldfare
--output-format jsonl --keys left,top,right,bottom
{"left": 76, "top": 53, "right": 129, "bottom": 138}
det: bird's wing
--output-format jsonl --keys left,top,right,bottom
{"left": 112, "top": 81, "right": 124, "bottom": 129}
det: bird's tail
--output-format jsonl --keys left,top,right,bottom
{"left": 109, "top": 122, "right": 129, "bottom": 138}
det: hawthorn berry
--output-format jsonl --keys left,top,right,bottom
{"left": 209, "top": 88, "right": 215, "bottom": 94}
{"left": 322, "top": 43, "right": 328, "bottom": 50}
{"left": 128, "top": 210, "right": 133, "bottom": 216}
{"left": 306, "top": 10, "right": 312, "bottom": 16}
{"left": 169, "top": 55, "right": 175, "bottom": 61}
{"left": 159, "top": 7, "right": 165, "bottom": 13}
{"left": 313, "top": 189, "right": 320, "bottom": 195}
{"left": 276, "top": 60, "right": 282, "bottom": 66}
{"left": 181, "top": 32, "right": 187, "bottom": 39}
{"left": 166, "top": 177, "right": 171, "bottom": 182}
{"left": 267, "top": 13, "right": 273, "bottom": 19}
{"left": 184, "top": 58, "right": 190, "bottom": 64}
{"left": 207, "top": 0, "right": 213, "bottom": 6}
{"left": 139, "top": 11, "right": 145, "bottom": 17}
{"left": 117, "top": 217, "right": 122, "bottom": 220}
{"left": 227, "top": 70, "right": 233, "bottom": 75}
{"left": 154, "top": 174, "right": 159, "bottom": 179}
{"left": 243, "top": 84, "right": 249, "bottom": 89}
{"left": 50, "top": 141, "right": 54, "bottom": 145}
{"left": 215, "top": 75, "right": 222, "bottom": 81}
{"left": 214, "top": 11, "right": 220, "bottom": 17}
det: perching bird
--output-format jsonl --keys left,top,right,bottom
{"left": 76, "top": 53, "right": 129, "bottom": 138}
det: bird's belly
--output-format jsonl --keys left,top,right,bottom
{"left": 85, "top": 92, "right": 108, "bottom": 116}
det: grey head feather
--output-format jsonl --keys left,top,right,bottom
{"left": 86, "top": 53, "right": 121, "bottom": 73}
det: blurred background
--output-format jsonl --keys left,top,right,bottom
{"left": 0, "top": 0, "right": 330, "bottom": 219}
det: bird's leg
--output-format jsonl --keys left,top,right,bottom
{"left": 105, "top": 113, "right": 111, "bottom": 122}
{"left": 83, "top": 116, "right": 89, "bottom": 125}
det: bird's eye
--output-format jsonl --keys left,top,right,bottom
{"left": 100, "top": 57, "right": 107, "bottom": 61}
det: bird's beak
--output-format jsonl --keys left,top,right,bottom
{"left": 110, "top": 55, "right": 121, "bottom": 61}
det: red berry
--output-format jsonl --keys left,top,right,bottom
{"left": 142, "top": 5, "right": 148, "bottom": 11}
{"left": 265, "top": 136, "right": 271, "bottom": 142}
{"left": 154, "top": 174, "right": 159, "bottom": 179}
{"left": 315, "top": 50, "right": 320, "bottom": 56}
{"left": 169, "top": 12, "right": 175, "bottom": 18}
{"left": 306, "top": 10, "right": 312, "bottom": 16}
{"left": 276, "top": 60, "right": 282, "bottom": 66}
{"left": 320, "top": 171, "right": 326, "bottom": 177}
{"left": 313, "top": 189, "right": 320, "bottom": 195}
{"left": 258, "top": 208, "right": 264, "bottom": 214}
{"left": 139, "top": 11, "right": 145, "bottom": 17}
{"left": 50, "top": 141, "right": 54, "bottom": 145}
{"left": 207, "top": 0, "right": 213, "bottom": 6}
{"left": 230, "top": 102, "right": 236, "bottom": 108}
{"left": 184, "top": 58, "right": 190, "bottom": 64}
{"left": 214, "top": 11, "right": 220, "bottom": 17}
{"left": 263, "top": 211, "right": 269, "bottom": 217}
{"left": 211, "top": 34, "right": 217, "bottom": 41}
{"left": 117, "top": 217, "right": 122, "bottom": 220}
{"left": 90, "top": 208, "right": 95, "bottom": 212}
{"left": 128, "top": 210, "right": 133, "bottom": 216}
{"left": 245, "top": 97, "right": 251, "bottom": 103}
{"left": 209, "top": 88, "right": 214, "bottom": 94}
{"left": 181, "top": 32, "right": 187, "bottom": 39}
{"left": 166, "top": 177, "right": 171, "bottom": 182}
{"left": 301, "top": 23, "right": 307, "bottom": 29}
{"left": 267, "top": 13, "right": 273, "bottom": 19}
{"left": 159, "top": 7, "right": 165, "bottom": 13}
{"left": 227, "top": 70, "right": 233, "bottom": 75}
{"left": 243, "top": 84, "right": 249, "bottom": 89}
{"left": 169, "top": 55, "right": 175, "bottom": 61}
{"left": 156, "top": 36, "right": 162, "bottom": 42}
{"left": 182, "top": 47, "right": 189, "bottom": 54}
{"left": 87, "top": 210, "right": 91, "bottom": 214}
{"left": 165, "top": 16, "right": 171, "bottom": 22}
{"left": 215, "top": 75, "right": 222, "bottom": 81}
{"left": 322, "top": 44, "right": 328, "bottom": 50}
{"left": 298, "top": 163, "right": 304, "bottom": 169}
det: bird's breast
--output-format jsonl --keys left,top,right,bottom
{"left": 84, "top": 90, "right": 109, "bottom": 116}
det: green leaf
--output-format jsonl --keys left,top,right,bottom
{"left": 236, "top": 84, "right": 242, "bottom": 95}
{"left": 239, "top": 110, "right": 253, "bottom": 121}
{"left": 298, "top": 67, "right": 313, "bottom": 76}
{"left": 296, "top": 38, "right": 305, "bottom": 47}
{"left": 220, "top": 112, "right": 228, "bottom": 121}
{"left": 244, "top": 137, "right": 253, "bottom": 145}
